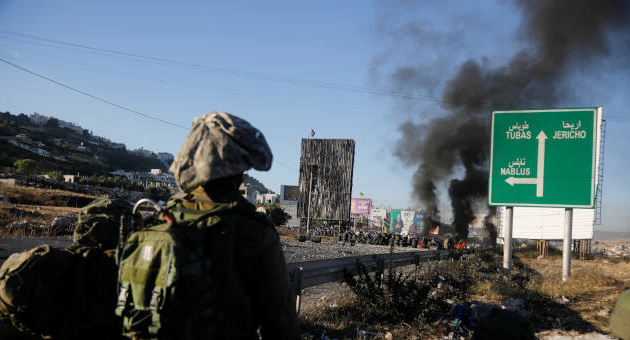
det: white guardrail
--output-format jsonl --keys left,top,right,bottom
{"left": 287, "top": 249, "right": 466, "bottom": 313}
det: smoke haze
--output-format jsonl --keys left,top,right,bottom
{"left": 381, "top": 0, "right": 630, "bottom": 239}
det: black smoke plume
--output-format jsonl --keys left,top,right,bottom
{"left": 389, "top": 0, "right": 629, "bottom": 239}
{"left": 484, "top": 206, "right": 498, "bottom": 246}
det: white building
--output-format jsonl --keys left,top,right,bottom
{"left": 63, "top": 175, "right": 77, "bottom": 183}
{"left": 111, "top": 169, "right": 134, "bottom": 180}
{"left": 29, "top": 112, "right": 50, "bottom": 126}
{"left": 239, "top": 183, "right": 258, "bottom": 204}
{"left": 256, "top": 193, "right": 279, "bottom": 205}
{"left": 29, "top": 112, "right": 84, "bottom": 133}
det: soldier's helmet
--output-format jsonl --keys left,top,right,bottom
{"left": 610, "top": 289, "right": 630, "bottom": 340}
{"left": 170, "top": 112, "right": 272, "bottom": 192}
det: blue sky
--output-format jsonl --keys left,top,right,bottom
{"left": 0, "top": 1, "right": 628, "bottom": 232}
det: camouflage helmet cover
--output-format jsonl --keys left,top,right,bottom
{"left": 170, "top": 112, "right": 272, "bottom": 192}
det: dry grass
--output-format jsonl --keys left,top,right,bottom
{"left": 519, "top": 254, "right": 630, "bottom": 331}
{"left": 0, "top": 205, "right": 81, "bottom": 237}
{"left": 0, "top": 183, "right": 96, "bottom": 207}
{"left": 531, "top": 260, "right": 620, "bottom": 298}
{"left": 0, "top": 184, "right": 91, "bottom": 237}
{"left": 301, "top": 256, "right": 478, "bottom": 339}
{"left": 300, "top": 250, "right": 630, "bottom": 338}
{"left": 277, "top": 227, "right": 338, "bottom": 243}
{"left": 277, "top": 227, "right": 299, "bottom": 241}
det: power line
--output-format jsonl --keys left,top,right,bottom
{"left": 273, "top": 160, "right": 298, "bottom": 172}
{"left": 0, "top": 29, "right": 486, "bottom": 107}
{"left": 1, "top": 47, "right": 417, "bottom": 120}
{"left": 0, "top": 57, "right": 190, "bottom": 130}
{"left": 0, "top": 57, "right": 300, "bottom": 172}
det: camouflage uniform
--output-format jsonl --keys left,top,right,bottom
{"left": 610, "top": 289, "right": 630, "bottom": 340}
{"left": 169, "top": 112, "right": 300, "bottom": 339}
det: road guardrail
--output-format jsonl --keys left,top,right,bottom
{"left": 287, "top": 249, "right": 464, "bottom": 313}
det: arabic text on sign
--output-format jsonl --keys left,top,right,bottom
{"left": 506, "top": 121, "right": 531, "bottom": 140}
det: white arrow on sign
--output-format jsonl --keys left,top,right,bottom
{"left": 505, "top": 130, "right": 547, "bottom": 197}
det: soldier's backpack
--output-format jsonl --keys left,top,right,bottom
{"left": 115, "top": 199, "right": 250, "bottom": 340}
{"left": 0, "top": 245, "right": 122, "bottom": 340}
{"left": 0, "top": 197, "right": 133, "bottom": 340}
{"left": 75, "top": 196, "right": 135, "bottom": 249}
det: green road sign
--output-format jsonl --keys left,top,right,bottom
{"left": 488, "top": 108, "right": 600, "bottom": 208}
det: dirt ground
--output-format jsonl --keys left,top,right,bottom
{"left": 594, "top": 238, "right": 630, "bottom": 247}
{"left": 0, "top": 183, "right": 96, "bottom": 207}
{"left": 519, "top": 253, "right": 630, "bottom": 333}
{"left": 0, "top": 184, "right": 92, "bottom": 237}
{"left": 299, "top": 249, "right": 630, "bottom": 339}
{"left": 2, "top": 184, "right": 629, "bottom": 339}
{"left": 0, "top": 205, "right": 80, "bottom": 237}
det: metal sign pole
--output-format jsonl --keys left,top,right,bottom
{"left": 503, "top": 206, "right": 513, "bottom": 275}
{"left": 562, "top": 208, "right": 573, "bottom": 281}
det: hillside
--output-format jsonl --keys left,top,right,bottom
{"left": 0, "top": 111, "right": 275, "bottom": 195}
{"left": 594, "top": 229, "right": 630, "bottom": 240}
{"left": 243, "top": 173, "right": 274, "bottom": 194}
{"left": 0, "top": 111, "right": 170, "bottom": 175}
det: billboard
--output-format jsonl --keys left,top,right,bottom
{"left": 390, "top": 210, "right": 424, "bottom": 235}
{"left": 351, "top": 198, "right": 372, "bottom": 215}
{"left": 497, "top": 206, "right": 594, "bottom": 240}
{"left": 413, "top": 211, "right": 424, "bottom": 232}
{"left": 369, "top": 208, "right": 387, "bottom": 229}
{"left": 297, "top": 139, "right": 355, "bottom": 221}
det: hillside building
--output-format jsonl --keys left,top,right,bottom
{"left": 29, "top": 112, "right": 50, "bottom": 126}
{"left": 63, "top": 175, "right": 78, "bottom": 183}
{"left": 239, "top": 183, "right": 258, "bottom": 204}
{"left": 256, "top": 193, "right": 279, "bottom": 204}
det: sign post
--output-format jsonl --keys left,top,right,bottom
{"left": 563, "top": 208, "right": 573, "bottom": 281}
{"left": 503, "top": 206, "right": 513, "bottom": 275}
{"left": 489, "top": 108, "right": 600, "bottom": 277}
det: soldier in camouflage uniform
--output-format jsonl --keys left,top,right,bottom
{"left": 169, "top": 112, "right": 300, "bottom": 339}
{"left": 610, "top": 289, "right": 630, "bottom": 340}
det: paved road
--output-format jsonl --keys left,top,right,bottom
{"left": 0, "top": 236, "right": 422, "bottom": 265}
{"left": 0, "top": 236, "right": 73, "bottom": 263}
{"left": 281, "top": 239, "right": 420, "bottom": 263}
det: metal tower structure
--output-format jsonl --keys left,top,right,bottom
{"left": 595, "top": 119, "right": 606, "bottom": 225}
